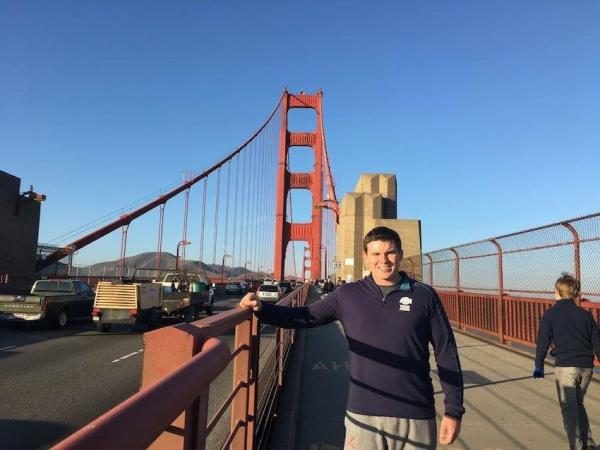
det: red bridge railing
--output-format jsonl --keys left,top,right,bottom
{"left": 53, "top": 283, "right": 310, "bottom": 450}
{"left": 438, "top": 290, "right": 600, "bottom": 358}
{"left": 401, "top": 211, "right": 600, "bottom": 364}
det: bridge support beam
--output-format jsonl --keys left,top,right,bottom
{"left": 274, "top": 91, "right": 325, "bottom": 282}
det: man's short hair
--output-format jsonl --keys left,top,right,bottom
{"left": 555, "top": 272, "right": 580, "bottom": 299}
{"left": 363, "top": 226, "right": 402, "bottom": 253}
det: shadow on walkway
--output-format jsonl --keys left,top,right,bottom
{"left": 268, "top": 300, "right": 600, "bottom": 450}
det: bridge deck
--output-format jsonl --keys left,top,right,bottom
{"left": 268, "top": 308, "right": 600, "bottom": 450}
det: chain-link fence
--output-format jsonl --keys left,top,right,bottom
{"left": 401, "top": 212, "right": 600, "bottom": 355}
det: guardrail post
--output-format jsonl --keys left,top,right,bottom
{"left": 142, "top": 324, "right": 208, "bottom": 449}
{"left": 449, "top": 249, "right": 461, "bottom": 329}
{"left": 245, "top": 314, "right": 260, "bottom": 449}
{"left": 231, "top": 317, "right": 251, "bottom": 450}
{"left": 562, "top": 222, "right": 581, "bottom": 305}
{"left": 425, "top": 254, "right": 433, "bottom": 286}
{"left": 490, "top": 239, "right": 505, "bottom": 344}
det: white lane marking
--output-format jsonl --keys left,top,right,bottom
{"left": 0, "top": 345, "right": 17, "bottom": 351}
{"left": 112, "top": 348, "right": 144, "bottom": 364}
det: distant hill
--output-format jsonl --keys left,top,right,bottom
{"left": 40, "top": 252, "right": 259, "bottom": 281}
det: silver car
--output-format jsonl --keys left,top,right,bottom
{"left": 257, "top": 284, "right": 281, "bottom": 302}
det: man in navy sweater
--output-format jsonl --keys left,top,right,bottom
{"left": 534, "top": 273, "right": 600, "bottom": 450}
{"left": 239, "top": 226, "right": 464, "bottom": 449}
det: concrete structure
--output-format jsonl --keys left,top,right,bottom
{"left": 0, "top": 170, "right": 43, "bottom": 292}
{"left": 335, "top": 174, "right": 421, "bottom": 282}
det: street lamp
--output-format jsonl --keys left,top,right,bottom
{"left": 175, "top": 240, "right": 191, "bottom": 272}
{"left": 258, "top": 265, "right": 264, "bottom": 280}
{"left": 244, "top": 261, "right": 252, "bottom": 280}
{"left": 221, "top": 254, "right": 232, "bottom": 283}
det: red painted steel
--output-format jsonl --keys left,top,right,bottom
{"left": 561, "top": 222, "right": 581, "bottom": 302}
{"left": 231, "top": 319, "right": 251, "bottom": 450}
{"left": 273, "top": 93, "right": 289, "bottom": 281}
{"left": 55, "top": 283, "right": 311, "bottom": 449}
{"left": 437, "top": 290, "right": 600, "bottom": 365}
{"left": 274, "top": 90, "right": 337, "bottom": 281}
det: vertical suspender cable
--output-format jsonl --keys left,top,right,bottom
{"left": 156, "top": 203, "right": 165, "bottom": 273}
{"left": 265, "top": 132, "right": 271, "bottom": 275}
{"left": 182, "top": 187, "right": 190, "bottom": 264}
{"left": 119, "top": 224, "right": 129, "bottom": 278}
{"left": 271, "top": 126, "right": 277, "bottom": 275}
{"left": 256, "top": 133, "right": 264, "bottom": 277}
{"left": 243, "top": 144, "right": 251, "bottom": 275}
{"left": 199, "top": 177, "right": 207, "bottom": 267}
{"left": 257, "top": 133, "right": 272, "bottom": 278}
{"left": 232, "top": 155, "right": 240, "bottom": 268}
{"left": 212, "top": 168, "right": 221, "bottom": 266}
{"left": 256, "top": 136, "right": 265, "bottom": 277}
{"left": 251, "top": 140, "right": 260, "bottom": 277}
{"left": 223, "top": 162, "right": 232, "bottom": 272}
{"left": 261, "top": 132, "right": 269, "bottom": 276}
{"left": 239, "top": 150, "right": 248, "bottom": 274}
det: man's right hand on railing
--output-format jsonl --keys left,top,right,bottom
{"left": 239, "top": 293, "right": 262, "bottom": 312}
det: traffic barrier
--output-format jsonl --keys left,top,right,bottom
{"left": 53, "top": 283, "right": 310, "bottom": 450}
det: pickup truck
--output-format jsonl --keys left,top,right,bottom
{"left": 0, "top": 279, "right": 94, "bottom": 328}
{"left": 93, "top": 271, "right": 211, "bottom": 332}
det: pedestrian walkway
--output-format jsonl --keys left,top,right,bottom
{"left": 268, "top": 300, "right": 600, "bottom": 450}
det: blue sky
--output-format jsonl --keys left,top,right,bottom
{"left": 2, "top": 1, "right": 600, "bottom": 269}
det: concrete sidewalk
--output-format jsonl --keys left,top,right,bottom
{"left": 268, "top": 302, "right": 600, "bottom": 450}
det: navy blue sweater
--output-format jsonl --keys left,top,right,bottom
{"left": 257, "top": 273, "right": 465, "bottom": 420}
{"left": 535, "top": 298, "right": 600, "bottom": 369}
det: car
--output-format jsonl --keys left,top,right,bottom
{"left": 225, "top": 282, "right": 244, "bottom": 295}
{"left": 256, "top": 284, "right": 281, "bottom": 302}
{"left": 278, "top": 281, "right": 292, "bottom": 294}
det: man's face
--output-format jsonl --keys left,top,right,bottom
{"left": 363, "top": 239, "right": 403, "bottom": 285}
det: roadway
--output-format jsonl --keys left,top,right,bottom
{"left": 0, "top": 294, "right": 269, "bottom": 450}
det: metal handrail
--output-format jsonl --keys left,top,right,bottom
{"left": 53, "top": 283, "right": 310, "bottom": 450}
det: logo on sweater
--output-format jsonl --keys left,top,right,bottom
{"left": 399, "top": 296, "right": 412, "bottom": 312}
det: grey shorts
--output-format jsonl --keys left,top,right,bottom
{"left": 344, "top": 411, "right": 436, "bottom": 450}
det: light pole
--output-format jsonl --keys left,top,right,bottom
{"left": 175, "top": 240, "right": 191, "bottom": 272}
{"left": 258, "top": 265, "right": 264, "bottom": 280}
{"left": 221, "top": 254, "right": 232, "bottom": 283}
{"left": 244, "top": 261, "right": 252, "bottom": 280}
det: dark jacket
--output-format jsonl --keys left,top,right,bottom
{"left": 535, "top": 298, "right": 600, "bottom": 368}
{"left": 257, "top": 272, "right": 465, "bottom": 420}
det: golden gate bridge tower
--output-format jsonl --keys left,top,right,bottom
{"left": 274, "top": 91, "right": 338, "bottom": 282}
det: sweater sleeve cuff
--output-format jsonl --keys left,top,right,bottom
{"left": 255, "top": 301, "right": 277, "bottom": 322}
{"left": 444, "top": 406, "right": 465, "bottom": 420}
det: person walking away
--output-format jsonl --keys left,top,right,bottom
{"left": 239, "top": 226, "right": 464, "bottom": 449}
{"left": 534, "top": 272, "right": 600, "bottom": 450}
